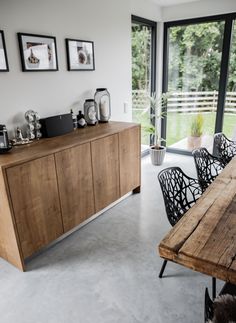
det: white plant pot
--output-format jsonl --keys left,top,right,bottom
{"left": 187, "top": 136, "right": 202, "bottom": 151}
{"left": 150, "top": 146, "right": 166, "bottom": 165}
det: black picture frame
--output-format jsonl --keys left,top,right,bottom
{"left": 0, "top": 30, "right": 9, "bottom": 72}
{"left": 18, "top": 32, "right": 58, "bottom": 72}
{"left": 66, "top": 38, "right": 95, "bottom": 71}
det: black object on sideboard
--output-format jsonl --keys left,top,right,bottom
{"left": 40, "top": 113, "right": 74, "bottom": 138}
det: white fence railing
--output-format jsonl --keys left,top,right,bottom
{"left": 132, "top": 90, "right": 236, "bottom": 113}
{"left": 132, "top": 90, "right": 149, "bottom": 111}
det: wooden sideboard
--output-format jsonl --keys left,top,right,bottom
{"left": 0, "top": 121, "right": 141, "bottom": 271}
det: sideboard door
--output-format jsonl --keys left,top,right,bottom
{"left": 119, "top": 126, "right": 141, "bottom": 196}
{"left": 6, "top": 155, "right": 63, "bottom": 258}
{"left": 55, "top": 143, "right": 95, "bottom": 232}
{"left": 91, "top": 134, "right": 120, "bottom": 212}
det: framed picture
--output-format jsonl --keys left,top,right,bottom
{"left": 0, "top": 30, "right": 9, "bottom": 72}
{"left": 18, "top": 33, "right": 58, "bottom": 71}
{"left": 66, "top": 39, "right": 95, "bottom": 71}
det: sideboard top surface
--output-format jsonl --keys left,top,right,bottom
{"left": 0, "top": 121, "right": 140, "bottom": 169}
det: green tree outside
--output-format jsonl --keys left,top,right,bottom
{"left": 132, "top": 20, "right": 236, "bottom": 146}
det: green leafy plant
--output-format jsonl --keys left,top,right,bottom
{"left": 143, "top": 92, "right": 169, "bottom": 149}
{"left": 190, "top": 113, "right": 203, "bottom": 137}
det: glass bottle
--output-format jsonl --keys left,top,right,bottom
{"left": 94, "top": 88, "right": 111, "bottom": 123}
{"left": 77, "top": 110, "right": 87, "bottom": 128}
{"left": 70, "top": 108, "right": 77, "bottom": 130}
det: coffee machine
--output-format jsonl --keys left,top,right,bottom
{"left": 0, "top": 125, "right": 12, "bottom": 153}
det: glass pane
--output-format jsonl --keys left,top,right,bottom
{"left": 166, "top": 21, "right": 225, "bottom": 152}
{"left": 131, "top": 23, "right": 152, "bottom": 148}
{"left": 223, "top": 20, "right": 236, "bottom": 140}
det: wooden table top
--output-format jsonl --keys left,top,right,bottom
{"left": 0, "top": 121, "right": 139, "bottom": 169}
{"left": 158, "top": 157, "right": 236, "bottom": 284}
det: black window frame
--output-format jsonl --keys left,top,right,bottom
{"left": 162, "top": 12, "right": 236, "bottom": 155}
{"left": 131, "top": 15, "right": 157, "bottom": 95}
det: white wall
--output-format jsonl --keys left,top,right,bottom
{"left": 130, "top": 0, "right": 162, "bottom": 21}
{"left": 0, "top": 0, "right": 162, "bottom": 136}
{"left": 162, "top": 0, "right": 236, "bottom": 21}
{"left": 0, "top": 0, "right": 135, "bottom": 135}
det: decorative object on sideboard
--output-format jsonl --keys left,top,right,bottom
{"left": 0, "top": 30, "right": 9, "bottom": 72}
{"left": 40, "top": 113, "right": 74, "bottom": 138}
{"left": 18, "top": 32, "right": 58, "bottom": 72}
{"left": 84, "top": 99, "right": 98, "bottom": 126}
{"left": 0, "top": 124, "right": 12, "bottom": 153}
{"left": 11, "top": 127, "right": 32, "bottom": 146}
{"left": 94, "top": 88, "right": 111, "bottom": 123}
{"left": 70, "top": 108, "right": 77, "bottom": 130}
{"left": 16, "top": 127, "right": 24, "bottom": 141}
{"left": 77, "top": 110, "right": 87, "bottom": 128}
{"left": 25, "top": 110, "right": 42, "bottom": 140}
{"left": 66, "top": 38, "right": 95, "bottom": 71}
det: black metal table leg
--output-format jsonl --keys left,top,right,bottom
{"left": 212, "top": 277, "right": 216, "bottom": 299}
{"left": 159, "top": 260, "right": 167, "bottom": 278}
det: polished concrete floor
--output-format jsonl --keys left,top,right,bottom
{"left": 0, "top": 153, "right": 223, "bottom": 323}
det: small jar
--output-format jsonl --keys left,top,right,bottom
{"left": 94, "top": 88, "right": 111, "bottom": 123}
{"left": 0, "top": 125, "right": 10, "bottom": 148}
{"left": 84, "top": 99, "right": 98, "bottom": 126}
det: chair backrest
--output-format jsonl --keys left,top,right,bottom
{"left": 204, "top": 285, "right": 236, "bottom": 323}
{"left": 158, "top": 167, "right": 202, "bottom": 227}
{"left": 214, "top": 133, "right": 236, "bottom": 165}
{"left": 204, "top": 288, "right": 213, "bottom": 323}
{"left": 192, "top": 148, "right": 225, "bottom": 191}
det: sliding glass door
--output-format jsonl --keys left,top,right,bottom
{"left": 223, "top": 19, "right": 236, "bottom": 139}
{"left": 163, "top": 13, "right": 236, "bottom": 154}
{"left": 131, "top": 16, "right": 156, "bottom": 152}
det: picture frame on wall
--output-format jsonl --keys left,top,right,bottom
{"left": 0, "top": 30, "right": 9, "bottom": 72}
{"left": 66, "top": 38, "right": 95, "bottom": 71}
{"left": 18, "top": 33, "right": 58, "bottom": 71}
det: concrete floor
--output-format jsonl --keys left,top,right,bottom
{"left": 0, "top": 153, "right": 223, "bottom": 323}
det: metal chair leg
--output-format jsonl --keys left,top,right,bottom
{"left": 159, "top": 260, "right": 167, "bottom": 278}
{"left": 212, "top": 277, "right": 216, "bottom": 299}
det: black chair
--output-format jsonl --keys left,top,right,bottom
{"left": 158, "top": 167, "right": 203, "bottom": 278}
{"left": 204, "top": 283, "right": 236, "bottom": 323}
{"left": 192, "top": 148, "right": 225, "bottom": 191}
{"left": 214, "top": 133, "right": 236, "bottom": 165}
{"left": 205, "top": 288, "right": 214, "bottom": 322}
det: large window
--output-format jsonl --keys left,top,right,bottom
{"left": 223, "top": 19, "right": 236, "bottom": 138}
{"left": 131, "top": 15, "right": 156, "bottom": 152}
{"left": 163, "top": 13, "right": 236, "bottom": 154}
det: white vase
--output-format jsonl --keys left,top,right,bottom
{"left": 150, "top": 146, "right": 166, "bottom": 165}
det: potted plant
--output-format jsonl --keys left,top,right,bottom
{"left": 187, "top": 113, "right": 203, "bottom": 150}
{"left": 144, "top": 92, "right": 168, "bottom": 165}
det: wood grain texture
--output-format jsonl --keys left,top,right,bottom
{"left": 217, "top": 156, "right": 236, "bottom": 179}
{"left": 159, "top": 158, "right": 236, "bottom": 284}
{"left": 119, "top": 126, "right": 141, "bottom": 196}
{"left": 0, "top": 122, "right": 141, "bottom": 270}
{"left": 0, "top": 168, "right": 24, "bottom": 270}
{"left": 0, "top": 122, "right": 139, "bottom": 169}
{"left": 91, "top": 134, "right": 120, "bottom": 212}
{"left": 55, "top": 143, "right": 95, "bottom": 232}
{"left": 6, "top": 155, "right": 63, "bottom": 258}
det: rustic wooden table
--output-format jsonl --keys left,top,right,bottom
{"left": 158, "top": 157, "right": 236, "bottom": 284}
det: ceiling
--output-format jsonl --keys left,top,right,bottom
{"left": 151, "top": 0, "right": 201, "bottom": 7}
